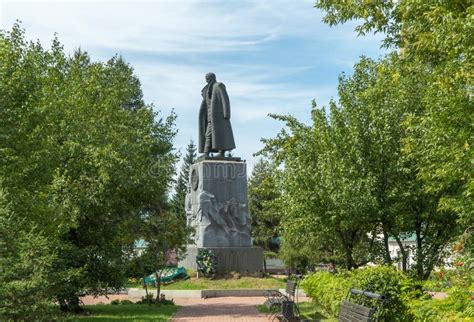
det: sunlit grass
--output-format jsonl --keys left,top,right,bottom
{"left": 65, "top": 304, "right": 178, "bottom": 321}
{"left": 128, "top": 276, "right": 286, "bottom": 290}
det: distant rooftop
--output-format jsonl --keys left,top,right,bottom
{"left": 388, "top": 233, "right": 417, "bottom": 242}
{"left": 134, "top": 239, "right": 147, "bottom": 248}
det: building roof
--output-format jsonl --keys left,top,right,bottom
{"left": 134, "top": 239, "right": 148, "bottom": 248}
{"left": 388, "top": 233, "right": 417, "bottom": 242}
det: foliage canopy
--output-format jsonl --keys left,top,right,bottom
{"left": 0, "top": 24, "right": 180, "bottom": 315}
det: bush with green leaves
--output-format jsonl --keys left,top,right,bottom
{"left": 111, "top": 299, "right": 134, "bottom": 305}
{"left": 303, "top": 265, "right": 474, "bottom": 320}
{"left": 302, "top": 266, "right": 416, "bottom": 320}
{"left": 444, "top": 287, "right": 472, "bottom": 314}
{"left": 350, "top": 266, "right": 414, "bottom": 320}
{"left": 423, "top": 258, "right": 474, "bottom": 293}
{"left": 408, "top": 287, "right": 473, "bottom": 321}
{"left": 196, "top": 249, "right": 217, "bottom": 276}
{"left": 301, "top": 271, "right": 349, "bottom": 316}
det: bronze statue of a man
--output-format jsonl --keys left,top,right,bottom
{"left": 198, "top": 72, "right": 236, "bottom": 157}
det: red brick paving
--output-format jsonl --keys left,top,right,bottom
{"left": 81, "top": 294, "right": 311, "bottom": 321}
{"left": 172, "top": 297, "right": 268, "bottom": 321}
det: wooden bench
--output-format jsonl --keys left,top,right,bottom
{"left": 264, "top": 279, "right": 299, "bottom": 320}
{"left": 338, "top": 289, "right": 386, "bottom": 322}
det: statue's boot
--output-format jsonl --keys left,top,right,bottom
{"left": 218, "top": 150, "right": 225, "bottom": 157}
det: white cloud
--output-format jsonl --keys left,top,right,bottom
{"left": 131, "top": 58, "right": 334, "bottom": 116}
{"left": 1, "top": 0, "right": 382, "bottom": 55}
{"left": 1, "top": 0, "right": 384, "bottom": 166}
{"left": 1, "top": 1, "right": 277, "bottom": 53}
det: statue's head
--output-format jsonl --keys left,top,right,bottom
{"left": 205, "top": 72, "right": 216, "bottom": 83}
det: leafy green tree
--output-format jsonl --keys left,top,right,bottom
{"left": 336, "top": 55, "right": 460, "bottom": 278}
{"left": 248, "top": 158, "right": 282, "bottom": 250}
{"left": 0, "top": 24, "right": 177, "bottom": 313}
{"left": 260, "top": 53, "right": 461, "bottom": 278}
{"left": 171, "top": 140, "right": 197, "bottom": 221}
{"left": 260, "top": 106, "right": 376, "bottom": 270}
{"left": 315, "top": 0, "right": 471, "bottom": 58}
{"left": 0, "top": 187, "right": 56, "bottom": 320}
{"left": 314, "top": 0, "right": 473, "bottom": 229}
{"left": 136, "top": 209, "right": 188, "bottom": 303}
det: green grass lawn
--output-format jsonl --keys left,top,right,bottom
{"left": 64, "top": 304, "right": 178, "bottom": 321}
{"left": 129, "top": 276, "right": 286, "bottom": 290}
{"left": 257, "top": 302, "right": 337, "bottom": 321}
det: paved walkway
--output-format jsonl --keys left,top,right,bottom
{"left": 172, "top": 297, "right": 268, "bottom": 321}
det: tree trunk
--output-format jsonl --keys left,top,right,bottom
{"left": 382, "top": 228, "right": 392, "bottom": 264}
{"left": 143, "top": 276, "right": 149, "bottom": 300}
{"left": 339, "top": 231, "right": 357, "bottom": 270}
{"left": 343, "top": 243, "right": 357, "bottom": 270}
{"left": 394, "top": 235, "right": 408, "bottom": 272}
{"left": 155, "top": 270, "right": 162, "bottom": 303}
{"left": 58, "top": 295, "right": 83, "bottom": 313}
{"left": 415, "top": 225, "right": 424, "bottom": 282}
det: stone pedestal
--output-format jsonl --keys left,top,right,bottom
{"left": 180, "top": 246, "right": 263, "bottom": 274}
{"left": 179, "top": 159, "right": 263, "bottom": 273}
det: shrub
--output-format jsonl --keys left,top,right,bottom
{"left": 230, "top": 271, "right": 241, "bottom": 279}
{"left": 111, "top": 299, "right": 134, "bottom": 305}
{"left": 186, "top": 268, "right": 197, "bottom": 278}
{"left": 110, "top": 299, "right": 121, "bottom": 305}
{"left": 302, "top": 266, "right": 417, "bottom": 320}
{"left": 445, "top": 287, "right": 471, "bottom": 313}
{"left": 127, "top": 277, "right": 140, "bottom": 286}
{"left": 137, "top": 293, "right": 155, "bottom": 304}
{"left": 464, "top": 301, "right": 474, "bottom": 318}
{"left": 424, "top": 261, "right": 473, "bottom": 292}
{"left": 350, "top": 266, "right": 414, "bottom": 321}
{"left": 409, "top": 294, "right": 473, "bottom": 321}
{"left": 301, "top": 271, "right": 350, "bottom": 316}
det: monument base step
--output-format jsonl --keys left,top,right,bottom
{"left": 196, "top": 156, "right": 243, "bottom": 162}
{"left": 179, "top": 246, "right": 263, "bottom": 274}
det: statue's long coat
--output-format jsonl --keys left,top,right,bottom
{"left": 198, "top": 82, "right": 236, "bottom": 153}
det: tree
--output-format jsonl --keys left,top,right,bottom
{"left": 248, "top": 158, "right": 282, "bottom": 250}
{"left": 260, "top": 106, "right": 376, "bottom": 270}
{"left": 0, "top": 24, "right": 177, "bottom": 313}
{"left": 137, "top": 209, "right": 188, "bottom": 303}
{"left": 171, "top": 140, "right": 197, "bottom": 222}
{"left": 314, "top": 0, "right": 472, "bottom": 279}
{"left": 0, "top": 187, "right": 56, "bottom": 320}
{"left": 248, "top": 158, "right": 283, "bottom": 272}
{"left": 314, "top": 0, "right": 473, "bottom": 229}
{"left": 314, "top": 1, "right": 471, "bottom": 60}
{"left": 260, "top": 53, "right": 462, "bottom": 278}
{"left": 335, "top": 55, "right": 460, "bottom": 278}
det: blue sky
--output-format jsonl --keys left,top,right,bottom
{"left": 1, "top": 0, "right": 385, "bottom": 172}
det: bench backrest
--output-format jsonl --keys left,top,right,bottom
{"left": 338, "top": 288, "right": 386, "bottom": 322}
{"left": 338, "top": 300, "right": 373, "bottom": 322}
{"left": 285, "top": 280, "right": 297, "bottom": 299}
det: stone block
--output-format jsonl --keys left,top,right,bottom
{"left": 179, "top": 246, "right": 263, "bottom": 274}
{"left": 181, "top": 159, "right": 263, "bottom": 273}
{"left": 185, "top": 160, "right": 251, "bottom": 248}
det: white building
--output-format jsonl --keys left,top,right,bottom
{"left": 387, "top": 234, "right": 417, "bottom": 270}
